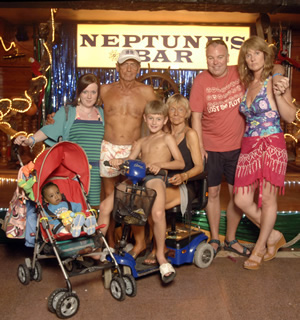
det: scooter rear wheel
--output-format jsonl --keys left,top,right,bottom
{"left": 194, "top": 242, "right": 214, "bottom": 268}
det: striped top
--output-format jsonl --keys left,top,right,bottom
{"left": 69, "top": 117, "right": 104, "bottom": 206}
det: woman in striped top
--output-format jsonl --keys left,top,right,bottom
{"left": 15, "top": 73, "right": 105, "bottom": 207}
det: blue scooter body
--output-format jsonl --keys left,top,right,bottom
{"left": 106, "top": 160, "right": 212, "bottom": 279}
{"left": 166, "top": 232, "right": 208, "bottom": 266}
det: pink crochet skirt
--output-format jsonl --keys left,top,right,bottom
{"left": 234, "top": 133, "right": 287, "bottom": 208}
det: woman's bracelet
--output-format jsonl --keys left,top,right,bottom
{"left": 272, "top": 73, "right": 283, "bottom": 78}
{"left": 29, "top": 136, "right": 36, "bottom": 151}
{"left": 182, "top": 172, "right": 189, "bottom": 184}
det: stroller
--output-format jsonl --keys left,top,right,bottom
{"left": 16, "top": 142, "right": 135, "bottom": 319}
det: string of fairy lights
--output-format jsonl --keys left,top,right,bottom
{"left": 0, "top": 9, "right": 56, "bottom": 183}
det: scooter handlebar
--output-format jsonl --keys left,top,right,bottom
{"left": 104, "top": 160, "right": 167, "bottom": 178}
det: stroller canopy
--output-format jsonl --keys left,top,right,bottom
{"left": 32, "top": 141, "right": 90, "bottom": 204}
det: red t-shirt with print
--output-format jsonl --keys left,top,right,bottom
{"left": 190, "top": 65, "right": 245, "bottom": 152}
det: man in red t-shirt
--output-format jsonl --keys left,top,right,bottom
{"left": 190, "top": 39, "right": 250, "bottom": 258}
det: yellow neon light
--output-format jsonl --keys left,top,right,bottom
{"left": 31, "top": 75, "right": 48, "bottom": 90}
{"left": 284, "top": 133, "right": 298, "bottom": 143}
{"left": 0, "top": 36, "right": 16, "bottom": 51}
{"left": 34, "top": 144, "right": 45, "bottom": 163}
{"left": 0, "top": 121, "right": 11, "bottom": 128}
{"left": 11, "top": 131, "right": 28, "bottom": 139}
{"left": 0, "top": 98, "right": 12, "bottom": 118}
{"left": 296, "top": 109, "right": 300, "bottom": 122}
{"left": 51, "top": 8, "right": 58, "bottom": 42}
{"left": 43, "top": 42, "right": 52, "bottom": 66}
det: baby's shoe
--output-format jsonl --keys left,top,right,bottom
{"left": 83, "top": 215, "right": 97, "bottom": 235}
{"left": 71, "top": 214, "right": 85, "bottom": 238}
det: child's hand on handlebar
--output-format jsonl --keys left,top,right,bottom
{"left": 109, "top": 158, "right": 123, "bottom": 169}
{"left": 147, "top": 164, "right": 161, "bottom": 175}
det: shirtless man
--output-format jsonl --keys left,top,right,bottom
{"left": 100, "top": 49, "right": 157, "bottom": 251}
{"left": 100, "top": 49, "right": 156, "bottom": 195}
{"left": 46, "top": 50, "right": 156, "bottom": 252}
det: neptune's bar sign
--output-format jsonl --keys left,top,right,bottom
{"left": 77, "top": 24, "right": 250, "bottom": 69}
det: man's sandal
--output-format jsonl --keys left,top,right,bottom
{"left": 208, "top": 239, "right": 221, "bottom": 258}
{"left": 224, "top": 239, "right": 251, "bottom": 257}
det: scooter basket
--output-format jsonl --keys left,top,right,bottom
{"left": 112, "top": 182, "right": 157, "bottom": 226}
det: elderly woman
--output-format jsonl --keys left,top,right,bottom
{"left": 143, "top": 93, "right": 203, "bottom": 265}
{"left": 14, "top": 73, "right": 105, "bottom": 207}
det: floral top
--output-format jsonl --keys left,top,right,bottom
{"left": 239, "top": 77, "right": 282, "bottom": 137}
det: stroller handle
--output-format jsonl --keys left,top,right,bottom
{"left": 14, "top": 144, "right": 24, "bottom": 167}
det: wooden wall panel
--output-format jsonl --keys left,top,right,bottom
{"left": 0, "top": 67, "right": 32, "bottom": 99}
{"left": 0, "top": 21, "right": 34, "bottom": 99}
{"left": 291, "top": 30, "right": 300, "bottom": 103}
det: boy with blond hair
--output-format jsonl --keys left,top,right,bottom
{"left": 105, "top": 99, "right": 185, "bottom": 283}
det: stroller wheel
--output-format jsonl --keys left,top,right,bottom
{"left": 110, "top": 276, "right": 126, "bottom": 301}
{"left": 17, "top": 263, "right": 30, "bottom": 285}
{"left": 32, "top": 261, "right": 42, "bottom": 282}
{"left": 122, "top": 274, "right": 137, "bottom": 297}
{"left": 48, "top": 288, "right": 68, "bottom": 313}
{"left": 193, "top": 242, "right": 214, "bottom": 268}
{"left": 103, "top": 268, "right": 112, "bottom": 289}
{"left": 56, "top": 292, "right": 80, "bottom": 319}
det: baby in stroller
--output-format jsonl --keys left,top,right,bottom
{"left": 41, "top": 182, "right": 97, "bottom": 237}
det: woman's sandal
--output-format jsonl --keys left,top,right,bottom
{"left": 143, "top": 252, "right": 158, "bottom": 266}
{"left": 264, "top": 233, "right": 286, "bottom": 262}
{"left": 208, "top": 239, "right": 221, "bottom": 258}
{"left": 143, "top": 249, "right": 170, "bottom": 266}
{"left": 243, "top": 251, "right": 265, "bottom": 270}
{"left": 128, "top": 248, "right": 147, "bottom": 260}
{"left": 159, "top": 263, "right": 176, "bottom": 284}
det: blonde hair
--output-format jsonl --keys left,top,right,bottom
{"left": 238, "top": 36, "right": 274, "bottom": 87}
{"left": 144, "top": 100, "right": 168, "bottom": 117}
{"left": 166, "top": 93, "right": 191, "bottom": 119}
